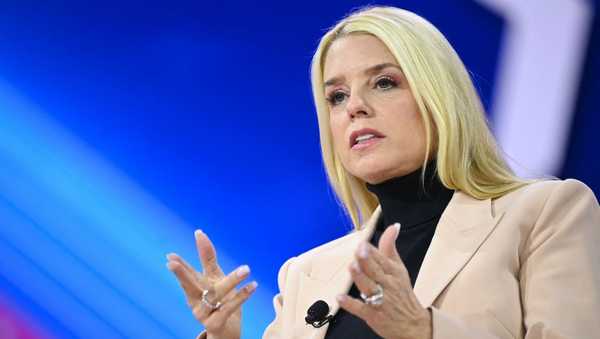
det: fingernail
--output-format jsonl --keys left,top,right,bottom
{"left": 194, "top": 229, "right": 203, "bottom": 237}
{"left": 351, "top": 261, "right": 361, "bottom": 273}
{"left": 247, "top": 281, "right": 258, "bottom": 292}
{"left": 166, "top": 253, "right": 175, "bottom": 260}
{"left": 237, "top": 265, "right": 250, "bottom": 277}
{"left": 394, "top": 223, "right": 401, "bottom": 239}
{"left": 166, "top": 262, "right": 174, "bottom": 271}
{"left": 336, "top": 295, "right": 347, "bottom": 303}
{"left": 358, "top": 242, "right": 369, "bottom": 258}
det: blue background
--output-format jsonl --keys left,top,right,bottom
{"left": 0, "top": 1, "right": 597, "bottom": 338}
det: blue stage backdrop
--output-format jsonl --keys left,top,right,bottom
{"left": 0, "top": 1, "right": 598, "bottom": 338}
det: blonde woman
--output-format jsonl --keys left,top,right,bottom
{"left": 167, "top": 6, "right": 600, "bottom": 339}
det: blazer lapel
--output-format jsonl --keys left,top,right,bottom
{"left": 293, "top": 207, "right": 381, "bottom": 339}
{"left": 291, "top": 191, "right": 505, "bottom": 338}
{"left": 413, "top": 191, "right": 505, "bottom": 308}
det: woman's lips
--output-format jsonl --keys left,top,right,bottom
{"left": 351, "top": 136, "right": 384, "bottom": 151}
{"left": 349, "top": 128, "right": 386, "bottom": 147}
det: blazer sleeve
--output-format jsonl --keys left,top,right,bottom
{"left": 431, "top": 179, "right": 600, "bottom": 339}
{"left": 262, "top": 256, "right": 295, "bottom": 339}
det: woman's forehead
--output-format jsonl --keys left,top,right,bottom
{"left": 323, "top": 35, "right": 399, "bottom": 82}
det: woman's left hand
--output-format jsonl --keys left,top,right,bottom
{"left": 337, "top": 223, "right": 433, "bottom": 339}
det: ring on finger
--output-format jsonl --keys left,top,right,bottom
{"left": 201, "top": 289, "right": 222, "bottom": 311}
{"left": 360, "top": 283, "right": 384, "bottom": 306}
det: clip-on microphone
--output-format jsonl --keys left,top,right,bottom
{"left": 305, "top": 300, "right": 334, "bottom": 328}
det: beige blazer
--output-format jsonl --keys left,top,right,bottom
{"left": 258, "top": 179, "right": 600, "bottom": 339}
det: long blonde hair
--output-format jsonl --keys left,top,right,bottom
{"left": 310, "top": 6, "right": 531, "bottom": 229}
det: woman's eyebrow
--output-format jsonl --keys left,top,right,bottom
{"left": 364, "top": 62, "right": 402, "bottom": 76}
{"left": 324, "top": 63, "right": 402, "bottom": 88}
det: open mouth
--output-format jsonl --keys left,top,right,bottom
{"left": 349, "top": 128, "right": 385, "bottom": 149}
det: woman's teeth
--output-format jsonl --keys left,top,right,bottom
{"left": 356, "top": 134, "right": 375, "bottom": 144}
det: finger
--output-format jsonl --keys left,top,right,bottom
{"left": 367, "top": 242, "right": 408, "bottom": 281}
{"left": 356, "top": 242, "right": 388, "bottom": 283}
{"left": 210, "top": 265, "right": 251, "bottom": 302}
{"left": 349, "top": 261, "right": 381, "bottom": 300}
{"left": 378, "top": 223, "right": 401, "bottom": 261}
{"left": 167, "top": 261, "right": 204, "bottom": 303}
{"left": 191, "top": 301, "right": 213, "bottom": 323}
{"left": 336, "top": 294, "right": 373, "bottom": 323}
{"left": 167, "top": 253, "right": 200, "bottom": 278}
{"left": 357, "top": 242, "right": 410, "bottom": 286}
{"left": 167, "top": 253, "right": 211, "bottom": 292}
{"left": 369, "top": 246, "right": 397, "bottom": 275}
{"left": 204, "top": 281, "right": 258, "bottom": 331}
{"left": 195, "top": 229, "right": 224, "bottom": 278}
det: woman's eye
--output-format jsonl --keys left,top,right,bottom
{"left": 327, "top": 91, "right": 347, "bottom": 105}
{"left": 375, "top": 77, "right": 397, "bottom": 90}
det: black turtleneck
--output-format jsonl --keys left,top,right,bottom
{"left": 324, "top": 162, "right": 454, "bottom": 339}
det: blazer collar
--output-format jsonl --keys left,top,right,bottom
{"left": 293, "top": 191, "right": 505, "bottom": 338}
{"left": 413, "top": 190, "right": 505, "bottom": 307}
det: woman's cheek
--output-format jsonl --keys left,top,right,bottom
{"left": 329, "top": 120, "right": 346, "bottom": 151}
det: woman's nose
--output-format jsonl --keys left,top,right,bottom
{"left": 345, "top": 91, "right": 371, "bottom": 119}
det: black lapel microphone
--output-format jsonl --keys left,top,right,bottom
{"left": 305, "top": 300, "right": 334, "bottom": 328}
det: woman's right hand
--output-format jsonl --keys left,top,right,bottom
{"left": 166, "top": 229, "right": 257, "bottom": 339}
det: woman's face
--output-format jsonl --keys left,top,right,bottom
{"left": 323, "top": 34, "right": 428, "bottom": 184}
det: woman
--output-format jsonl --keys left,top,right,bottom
{"left": 166, "top": 6, "right": 600, "bottom": 339}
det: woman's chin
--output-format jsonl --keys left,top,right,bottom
{"left": 351, "top": 168, "right": 393, "bottom": 185}
{"left": 362, "top": 174, "right": 392, "bottom": 185}
{"left": 350, "top": 162, "right": 423, "bottom": 185}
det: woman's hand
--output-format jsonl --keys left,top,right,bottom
{"left": 337, "top": 224, "right": 432, "bottom": 339}
{"left": 166, "top": 230, "right": 257, "bottom": 339}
